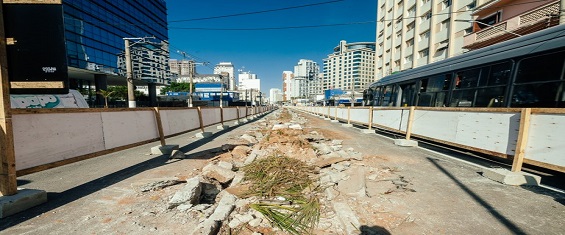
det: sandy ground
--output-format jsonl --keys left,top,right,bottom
{"left": 1, "top": 108, "right": 564, "bottom": 234}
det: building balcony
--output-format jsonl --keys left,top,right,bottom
{"left": 462, "top": 1, "right": 560, "bottom": 50}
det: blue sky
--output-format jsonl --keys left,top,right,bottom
{"left": 166, "top": 0, "right": 377, "bottom": 95}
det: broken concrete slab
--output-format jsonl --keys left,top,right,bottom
{"left": 240, "top": 134, "right": 258, "bottom": 144}
{"left": 0, "top": 188, "right": 47, "bottom": 218}
{"left": 482, "top": 168, "right": 541, "bottom": 186}
{"left": 216, "top": 125, "right": 228, "bottom": 130}
{"left": 332, "top": 202, "right": 361, "bottom": 235}
{"left": 133, "top": 178, "right": 183, "bottom": 192}
{"left": 314, "top": 157, "right": 350, "bottom": 168}
{"left": 217, "top": 161, "right": 234, "bottom": 171}
{"left": 272, "top": 124, "right": 288, "bottom": 130}
{"left": 191, "top": 193, "right": 237, "bottom": 235}
{"left": 289, "top": 124, "right": 302, "bottom": 130}
{"left": 150, "top": 144, "right": 179, "bottom": 155}
{"left": 338, "top": 166, "right": 366, "bottom": 197}
{"left": 168, "top": 177, "right": 202, "bottom": 209}
{"left": 202, "top": 164, "right": 236, "bottom": 184}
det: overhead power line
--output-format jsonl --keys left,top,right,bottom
{"left": 168, "top": 0, "right": 345, "bottom": 23}
{"left": 169, "top": 21, "right": 375, "bottom": 31}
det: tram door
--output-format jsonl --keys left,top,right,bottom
{"left": 398, "top": 83, "right": 417, "bottom": 107}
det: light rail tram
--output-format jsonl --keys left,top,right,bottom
{"left": 364, "top": 24, "right": 565, "bottom": 108}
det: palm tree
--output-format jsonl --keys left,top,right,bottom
{"left": 97, "top": 89, "right": 115, "bottom": 108}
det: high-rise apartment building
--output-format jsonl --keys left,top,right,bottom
{"left": 376, "top": 0, "right": 474, "bottom": 79}
{"left": 214, "top": 62, "right": 236, "bottom": 91}
{"left": 282, "top": 71, "right": 293, "bottom": 102}
{"left": 269, "top": 88, "right": 283, "bottom": 104}
{"left": 170, "top": 59, "right": 196, "bottom": 76}
{"left": 323, "top": 40, "right": 376, "bottom": 91}
{"left": 293, "top": 59, "right": 320, "bottom": 100}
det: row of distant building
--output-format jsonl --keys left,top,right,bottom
{"left": 272, "top": 0, "right": 563, "bottom": 105}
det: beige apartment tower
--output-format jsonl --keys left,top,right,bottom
{"left": 376, "top": 0, "right": 476, "bottom": 79}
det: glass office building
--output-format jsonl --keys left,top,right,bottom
{"left": 62, "top": 0, "right": 169, "bottom": 93}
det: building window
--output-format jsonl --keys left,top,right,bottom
{"left": 406, "top": 39, "right": 414, "bottom": 47}
{"left": 404, "top": 56, "right": 413, "bottom": 64}
{"left": 421, "top": 0, "right": 430, "bottom": 6}
{"left": 407, "top": 21, "right": 415, "bottom": 31}
{"left": 419, "top": 30, "right": 430, "bottom": 41}
{"left": 419, "top": 49, "right": 429, "bottom": 58}
{"left": 407, "top": 6, "right": 416, "bottom": 15}
{"left": 421, "top": 11, "right": 432, "bottom": 21}
{"left": 441, "top": 19, "right": 450, "bottom": 30}
{"left": 467, "top": 1, "right": 476, "bottom": 10}
{"left": 478, "top": 12, "right": 501, "bottom": 29}
{"left": 442, "top": 0, "right": 452, "bottom": 9}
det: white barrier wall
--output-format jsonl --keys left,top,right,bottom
{"left": 350, "top": 108, "right": 370, "bottom": 125}
{"left": 526, "top": 113, "right": 565, "bottom": 167}
{"left": 411, "top": 110, "right": 520, "bottom": 155}
{"left": 239, "top": 107, "right": 247, "bottom": 118}
{"left": 13, "top": 113, "right": 106, "bottom": 170}
{"left": 223, "top": 107, "right": 238, "bottom": 121}
{"left": 160, "top": 109, "right": 200, "bottom": 136}
{"left": 293, "top": 106, "right": 563, "bottom": 172}
{"left": 11, "top": 106, "right": 274, "bottom": 172}
{"left": 101, "top": 111, "right": 159, "bottom": 149}
{"left": 201, "top": 108, "right": 221, "bottom": 127}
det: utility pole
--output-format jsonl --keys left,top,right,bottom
{"left": 123, "top": 36, "right": 154, "bottom": 108}
{"left": 0, "top": 3, "right": 17, "bottom": 196}
{"left": 124, "top": 39, "right": 135, "bottom": 108}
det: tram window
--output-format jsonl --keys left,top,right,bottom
{"left": 426, "top": 74, "right": 452, "bottom": 92}
{"left": 450, "top": 89, "right": 476, "bottom": 107}
{"left": 476, "top": 87, "right": 506, "bottom": 107}
{"left": 511, "top": 81, "right": 565, "bottom": 107}
{"left": 420, "top": 79, "right": 428, "bottom": 92}
{"left": 481, "top": 62, "right": 511, "bottom": 86}
{"left": 516, "top": 51, "right": 565, "bottom": 83}
{"left": 382, "top": 85, "right": 394, "bottom": 106}
{"left": 455, "top": 68, "right": 481, "bottom": 89}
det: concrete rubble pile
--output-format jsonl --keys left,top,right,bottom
{"left": 135, "top": 109, "right": 413, "bottom": 234}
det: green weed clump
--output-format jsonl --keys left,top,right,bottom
{"left": 241, "top": 155, "right": 321, "bottom": 234}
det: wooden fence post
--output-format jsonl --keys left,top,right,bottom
{"left": 368, "top": 106, "right": 374, "bottom": 130}
{"left": 197, "top": 107, "right": 205, "bottom": 133}
{"left": 405, "top": 106, "right": 416, "bottom": 140}
{"left": 153, "top": 107, "right": 166, "bottom": 146}
{"left": 327, "top": 106, "right": 330, "bottom": 118}
{"left": 512, "top": 108, "right": 532, "bottom": 172}
{"left": 236, "top": 106, "right": 240, "bottom": 123}
{"left": 334, "top": 106, "right": 338, "bottom": 120}
{"left": 0, "top": 7, "right": 17, "bottom": 195}
{"left": 347, "top": 106, "right": 351, "bottom": 124}
{"left": 220, "top": 107, "right": 224, "bottom": 126}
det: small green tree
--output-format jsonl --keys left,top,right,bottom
{"left": 97, "top": 89, "right": 115, "bottom": 108}
{"left": 160, "top": 82, "right": 193, "bottom": 95}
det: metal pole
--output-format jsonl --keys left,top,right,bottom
{"left": 219, "top": 84, "right": 223, "bottom": 108}
{"left": 188, "top": 70, "right": 193, "bottom": 107}
{"left": 124, "top": 39, "right": 136, "bottom": 108}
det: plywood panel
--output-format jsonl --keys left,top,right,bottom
{"left": 454, "top": 112, "right": 519, "bottom": 155}
{"left": 411, "top": 110, "right": 459, "bottom": 142}
{"left": 526, "top": 114, "right": 565, "bottom": 167}
{"left": 337, "top": 108, "right": 347, "bottom": 120}
{"left": 101, "top": 111, "right": 159, "bottom": 149}
{"left": 373, "top": 110, "right": 405, "bottom": 131}
{"left": 239, "top": 108, "right": 247, "bottom": 118}
{"left": 223, "top": 107, "right": 238, "bottom": 121}
{"left": 201, "top": 108, "right": 221, "bottom": 126}
{"left": 12, "top": 113, "right": 105, "bottom": 170}
{"left": 350, "top": 108, "right": 370, "bottom": 124}
{"left": 160, "top": 109, "right": 200, "bottom": 136}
